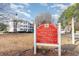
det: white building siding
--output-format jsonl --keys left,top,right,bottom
{"left": 8, "top": 19, "right": 15, "bottom": 32}
{"left": 8, "top": 20, "right": 33, "bottom": 32}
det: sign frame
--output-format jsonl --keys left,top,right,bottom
{"left": 34, "top": 23, "right": 61, "bottom": 56}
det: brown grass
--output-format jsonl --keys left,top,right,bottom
{"left": 0, "top": 33, "right": 79, "bottom": 56}
{"left": 61, "top": 35, "right": 72, "bottom": 45}
{"left": 0, "top": 33, "right": 34, "bottom": 52}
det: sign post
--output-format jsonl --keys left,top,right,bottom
{"left": 72, "top": 17, "right": 75, "bottom": 44}
{"left": 34, "top": 23, "right": 36, "bottom": 54}
{"left": 58, "top": 23, "right": 61, "bottom": 56}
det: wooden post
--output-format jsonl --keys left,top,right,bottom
{"left": 34, "top": 23, "right": 36, "bottom": 54}
{"left": 72, "top": 17, "right": 75, "bottom": 44}
{"left": 58, "top": 23, "right": 61, "bottom": 56}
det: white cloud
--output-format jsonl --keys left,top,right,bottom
{"left": 10, "top": 3, "right": 24, "bottom": 10}
{"left": 57, "top": 4, "right": 67, "bottom": 9}
{"left": 40, "top": 3, "right": 48, "bottom": 6}
{"left": 52, "top": 14, "right": 59, "bottom": 19}
{"left": 50, "top": 4, "right": 68, "bottom": 10}
{"left": 10, "top": 4, "right": 17, "bottom": 9}
{"left": 10, "top": 3, "right": 31, "bottom": 18}
{"left": 48, "top": 4, "right": 70, "bottom": 15}
{"left": 50, "top": 5, "right": 55, "bottom": 8}
{"left": 27, "top": 9, "right": 31, "bottom": 13}
{"left": 22, "top": 3, "right": 30, "bottom": 7}
{"left": 16, "top": 10, "right": 31, "bottom": 18}
{"left": 17, "top": 5, "right": 24, "bottom": 9}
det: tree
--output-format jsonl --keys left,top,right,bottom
{"left": 35, "top": 12, "right": 52, "bottom": 27}
{"left": 59, "top": 3, "right": 79, "bottom": 30}
{"left": 0, "top": 23, "right": 7, "bottom": 31}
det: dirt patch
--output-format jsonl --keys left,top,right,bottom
{"left": 61, "top": 44, "right": 79, "bottom": 56}
{"left": 61, "top": 34, "right": 79, "bottom": 56}
{"left": 0, "top": 48, "right": 58, "bottom": 56}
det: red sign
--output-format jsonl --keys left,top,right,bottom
{"left": 36, "top": 23, "right": 58, "bottom": 44}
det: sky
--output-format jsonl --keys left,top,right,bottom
{"left": 0, "top": 3, "right": 71, "bottom": 24}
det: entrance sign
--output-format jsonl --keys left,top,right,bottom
{"left": 34, "top": 23, "right": 61, "bottom": 56}
{"left": 36, "top": 24, "right": 58, "bottom": 44}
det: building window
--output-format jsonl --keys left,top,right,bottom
{"left": 20, "top": 28, "right": 24, "bottom": 30}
